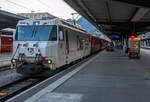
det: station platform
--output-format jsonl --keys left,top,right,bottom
{"left": 0, "top": 52, "right": 12, "bottom": 60}
{"left": 0, "top": 52, "right": 12, "bottom": 67}
{"left": 7, "top": 49, "right": 150, "bottom": 102}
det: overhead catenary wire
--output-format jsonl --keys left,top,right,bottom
{"left": 5, "top": 0, "right": 36, "bottom": 12}
{"left": 36, "top": 0, "right": 70, "bottom": 17}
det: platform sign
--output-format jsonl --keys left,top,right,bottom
{"left": 111, "top": 35, "right": 120, "bottom": 38}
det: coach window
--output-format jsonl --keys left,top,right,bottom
{"left": 59, "top": 26, "right": 64, "bottom": 41}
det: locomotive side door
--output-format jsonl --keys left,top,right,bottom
{"left": 58, "top": 26, "right": 69, "bottom": 65}
{"left": 64, "top": 29, "right": 69, "bottom": 64}
{"left": 58, "top": 26, "right": 66, "bottom": 66}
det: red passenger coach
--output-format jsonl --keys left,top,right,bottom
{"left": 0, "top": 35, "right": 13, "bottom": 53}
{"left": 90, "top": 35, "right": 101, "bottom": 54}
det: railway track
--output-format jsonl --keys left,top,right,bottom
{"left": 0, "top": 65, "right": 11, "bottom": 71}
{"left": 0, "top": 77, "right": 45, "bottom": 102}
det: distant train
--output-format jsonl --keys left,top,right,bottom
{"left": 0, "top": 30, "right": 13, "bottom": 53}
{"left": 11, "top": 18, "right": 107, "bottom": 76}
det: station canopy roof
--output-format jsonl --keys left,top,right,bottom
{"left": 0, "top": 10, "right": 26, "bottom": 30}
{"left": 64, "top": 0, "right": 150, "bottom": 36}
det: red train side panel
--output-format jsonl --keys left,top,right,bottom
{"left": 0, "top": 36, "right": 13, "bottom": 53}
{"left": 90, "top": 35, "right": 102, "bottom": 54}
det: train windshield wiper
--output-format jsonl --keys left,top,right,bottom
{"left": 33, "top": 27, "right": 38, "bottom": 37}
{"left": 31, "top": 26, "right": 38, "bottom": 38}
{"left": 31, "top": 26, "right": 35, "bottom": 37}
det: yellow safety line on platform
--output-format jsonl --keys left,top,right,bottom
{"left": 0, "top": 92, "right": 7, "bottom": 96}
{"left": 28, "top": 78, "right": 37, "bottom": 81}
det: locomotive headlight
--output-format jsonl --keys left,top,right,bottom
{"left": 48, "top": 60, "right": 52, "bottom": 64}
{"left": 12, "top": 59, "right": 16, "bottom": 63}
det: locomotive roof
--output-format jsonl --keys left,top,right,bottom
{"left": 58, "top": 19, "right": 90, "bottom": 36}
{"left": 18, "top": 18, "right": 90, "bottom": 36}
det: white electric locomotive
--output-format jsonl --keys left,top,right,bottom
{"left": 11, "top": 18, "right": 91, "bottom": 75}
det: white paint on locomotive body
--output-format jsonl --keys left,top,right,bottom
{"left": 11, "top": 18, "right": 91, "bottom": 74}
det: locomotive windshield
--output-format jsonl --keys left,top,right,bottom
{"left": 15, "top": 25, "right": 57, "bottom": 41}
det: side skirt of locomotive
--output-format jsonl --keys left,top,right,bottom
{"left": 16, "top": 54, "right": 92, "bottom": 77}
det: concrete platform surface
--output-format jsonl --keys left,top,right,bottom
{"left": 0, "top": 52, "right": 12, "bottom": 60}
{"left": 0, "top": 52, "right": 12, "bottom": 67}
{"left": 8, "top": 50, "right": 150, "bottom": 102}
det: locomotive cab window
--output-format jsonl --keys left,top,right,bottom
{"left": 15, "top": 25, "right": 57, "bottom": 41}
{"left": 59, "top": 26, "right": 64, "bottom": 41}
{"left": 49, "top": 25, "right": 57, "bottom": 41}
{"left": 15, "top": 28, "right": 18, "bottom": 40}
